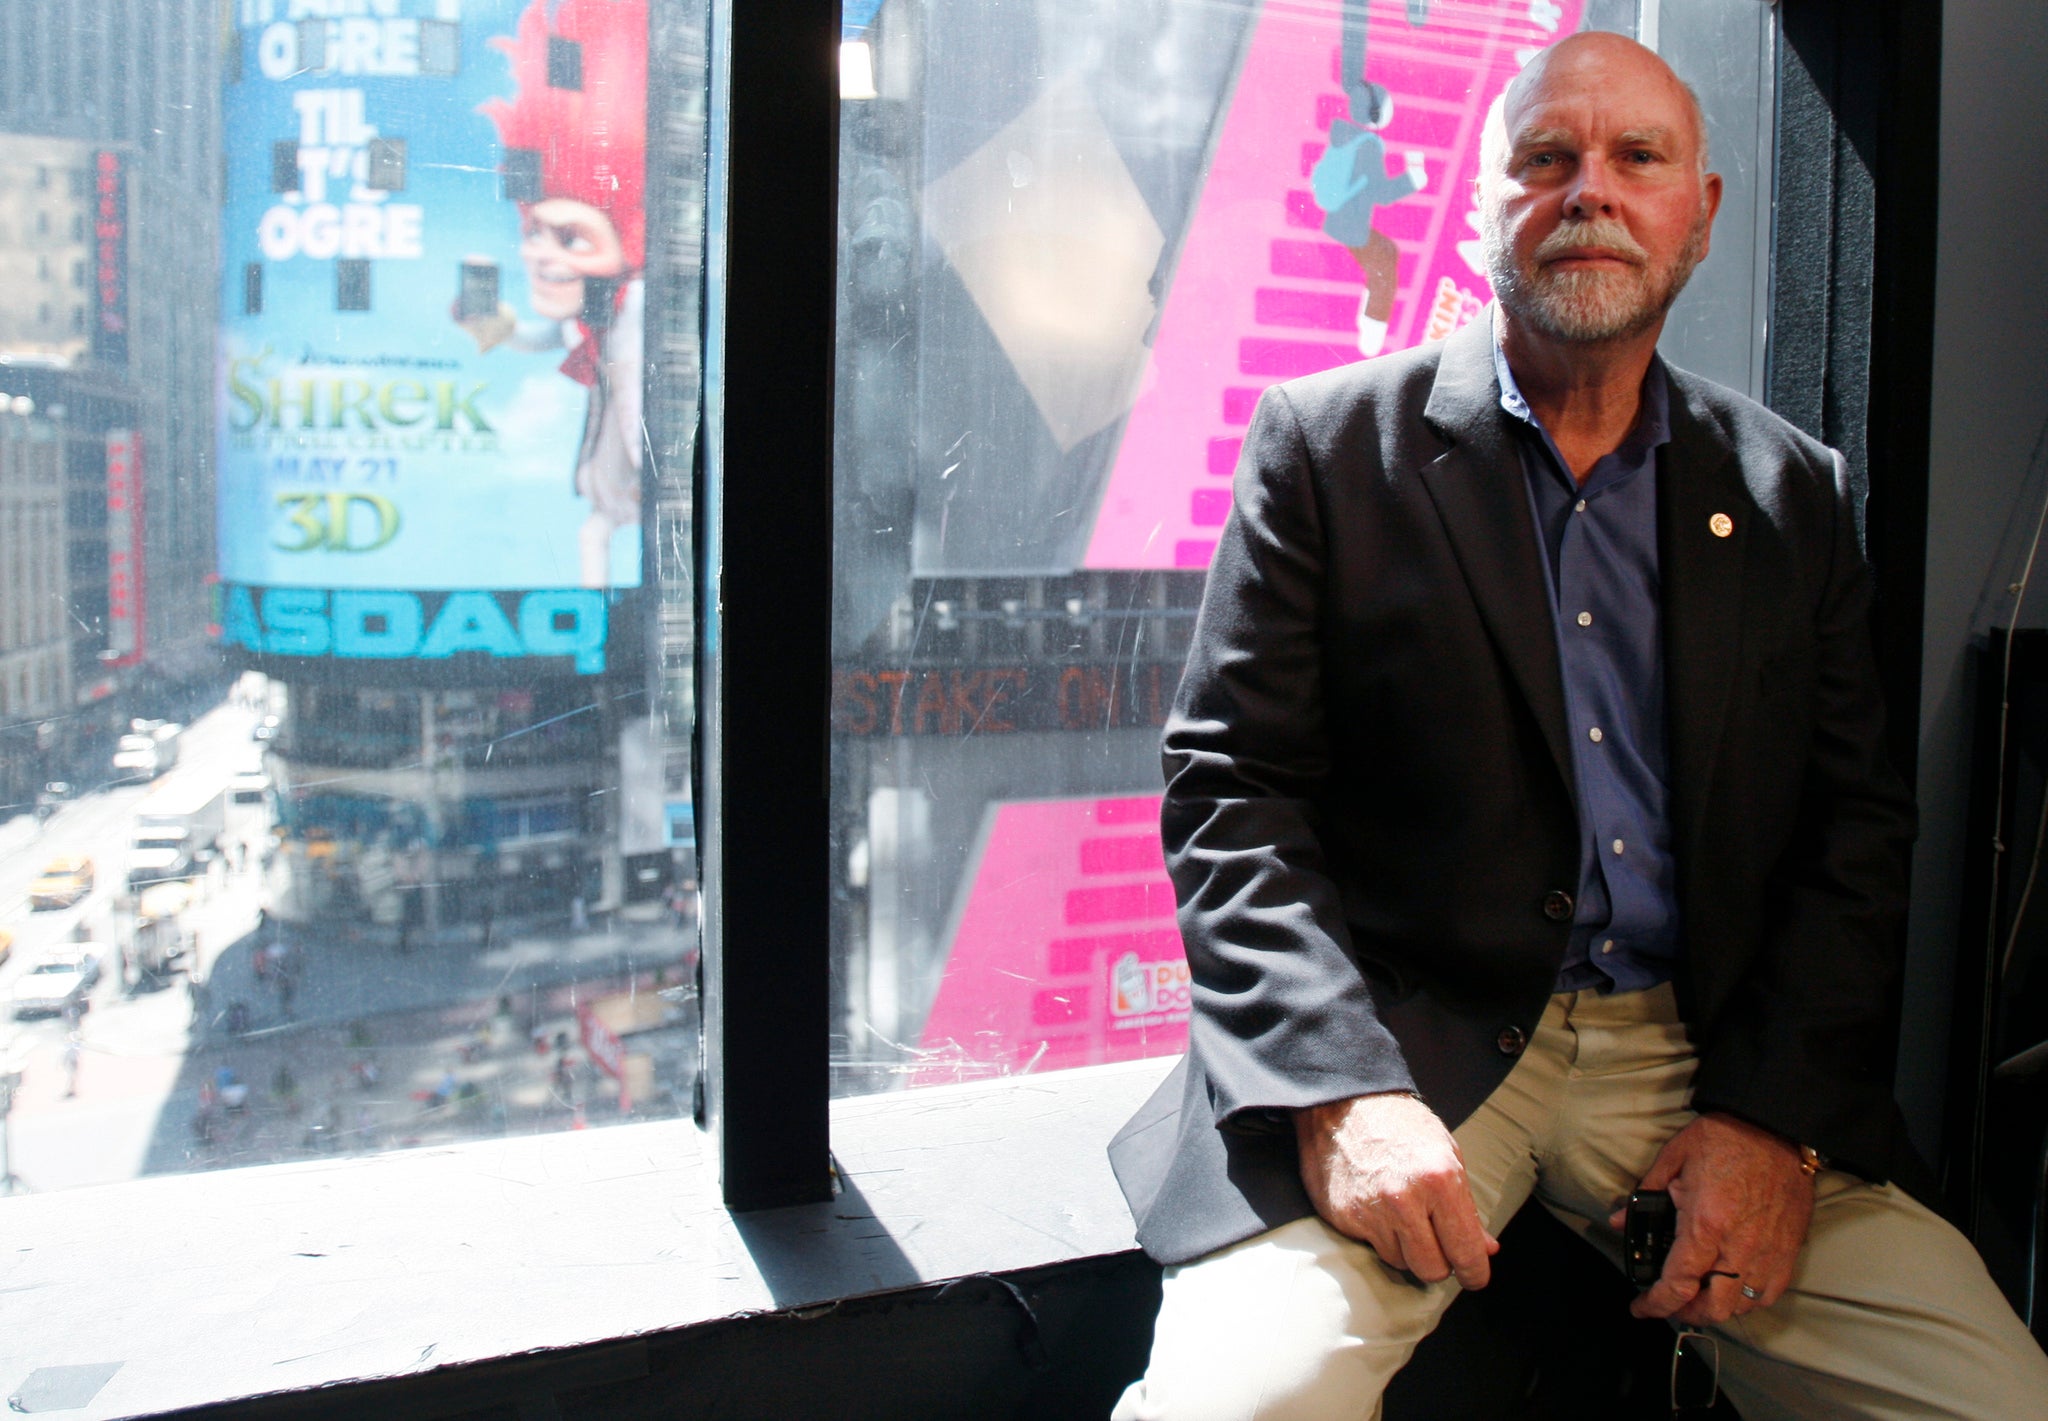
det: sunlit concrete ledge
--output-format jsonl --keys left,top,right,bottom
{"left": 0, "top": 1056, "right": 1174, "bottom": 1419}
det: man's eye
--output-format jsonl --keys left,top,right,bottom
{"left": 1525, "top": 152, "right": 1558, "bottom": 169}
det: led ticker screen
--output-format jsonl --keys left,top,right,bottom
{"left": 217, "top": 0, "right": 648, "bottom": 677}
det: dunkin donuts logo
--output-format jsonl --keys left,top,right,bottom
{"left": 1110, "top": 950, "right": 1192, "bottom": 1025}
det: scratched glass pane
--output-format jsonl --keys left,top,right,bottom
{"left": 0, "top": 0, "right": 702, "bottom": 1196}
{"left": 826, "top": 0, "right": 1766, "bottom": 1093}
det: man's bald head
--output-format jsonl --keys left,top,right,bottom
{"left": 1479, "top": 33, "right": 1710, "bottom": 184}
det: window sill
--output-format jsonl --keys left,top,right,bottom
{"left": 0, "top": 1056, "right": 1174, "bottom": 1419}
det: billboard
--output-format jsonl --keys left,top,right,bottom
{"left": 1085, "top": 0, "right": 1585, "bottom": 569}
{"left": 217, "top": 0, "right": 649, "bottom": 678}
{"left": 105, "top": 430, "right": 144, "bottom": 666}
{"left": 884, "top": 0, "right": 1585, "bottom": 575}
{"left": 913, "top": 795, "right": 1186, "bottom": 1084}
{"left": 91, "top": 151, "right": 129, "bottom": 369}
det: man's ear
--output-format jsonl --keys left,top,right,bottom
{"left": 1699, "top": 171, "right": 1725, "bottom": 260}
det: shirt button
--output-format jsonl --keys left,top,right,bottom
{"left": 1588, "top": 727, "right": 1604, "bottom": 743}
{"left": 1576, "top": 611, "right": 1593, "bottom": 627}
{"left": 1542, "top": 890, "right": 1574, "bottom": 921}
{"left": 1601, "top": 939, "right": 1615, "bottom": 954}
{"left": 1612, "top": 838, "right": 1625, "bottom": 855}
{"left": 1574, "top": 499, "right": 1587, "bottom": 513}
{"left": 1497, "top": 1025, "right": 1528, "bottom": 1057}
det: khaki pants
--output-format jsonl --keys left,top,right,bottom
{"left": 1114, "top": 986, "right": 2048, "bottom": 1420}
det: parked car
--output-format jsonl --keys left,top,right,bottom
{"left": 28, "top": 855, "right": 95, "bottom": 910}
{"left": 12, "top": 945, "right": 101, "bottom": 1018}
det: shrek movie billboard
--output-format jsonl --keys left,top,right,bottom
{"left": 217, "top": 0, "right": 647, "bottom": 677}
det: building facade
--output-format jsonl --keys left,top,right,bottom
{"left": 0, "top": 0, "right": 223, "bottom": 785}
{"left": 0, "top": 406, "right": 67, "bottom": 808}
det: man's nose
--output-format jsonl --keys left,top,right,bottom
{"left": 1563, "top": 156, "right": 1615, "bottom": 218}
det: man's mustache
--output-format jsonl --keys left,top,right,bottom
{"left": 1531, "top": 220, "right": 1647, "bottom": 266}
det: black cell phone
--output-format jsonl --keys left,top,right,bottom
{"left": 1623, "top": 1188, "right": 1677, "bottom": 1289}
{"left": 458, "top": 259, "right": 499, "bottom": 319}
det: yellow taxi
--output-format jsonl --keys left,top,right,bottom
{"left": 0, "top": 925, "right": 12, "bottom": 966}
{"left": 28, "top": 855, "right": 95, "bottom": 910}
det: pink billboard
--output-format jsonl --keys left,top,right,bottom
{"left": 907, "top": 4, "right": 1593, "bottom": 1081}
{"left": 915, "top": 794, "right": 1185, "bottom": 1082}
{"left": 1084, "top": 0, "right": 1585, "bottom": 570}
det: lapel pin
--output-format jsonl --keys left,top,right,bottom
{"left": 1709, "top": 513, "right": 1734, "bottom": 539}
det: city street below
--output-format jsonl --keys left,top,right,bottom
{"left": 0, "top": 694, "right": 698, "bottom": 1197}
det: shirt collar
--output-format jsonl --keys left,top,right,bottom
{"left": 1489, "top": 306, "right": 1673, "bottom": 458}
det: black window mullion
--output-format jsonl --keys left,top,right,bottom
{"left": 700, "top": 0, "right": 840, "bottom": 1210}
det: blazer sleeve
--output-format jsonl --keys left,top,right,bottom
{"left": 1688, "top": 448, "right": 1918, "bottom": 1175}
{"left": 1162, "top": 385, "right": 1419, "bottom": 1132}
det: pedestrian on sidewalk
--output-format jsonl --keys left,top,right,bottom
{"left": 62, "top": 1031, "right": 81, "bottom": 1098}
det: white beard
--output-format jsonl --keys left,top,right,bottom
{"left": 1481, "top": 210, "right": 1707, "bottom": 344}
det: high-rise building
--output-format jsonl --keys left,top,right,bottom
{"left": 0, "top": 404, "right": 66, "bottom": 807}
{"left": 0, "top": 0, "right": 222, "bottom": 782}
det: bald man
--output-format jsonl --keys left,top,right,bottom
{"left": 1109, "top": 33, "right": 2048, "bottom": 1419}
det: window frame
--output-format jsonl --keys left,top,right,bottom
{"left": 699, "top": 0, "right": 841, "bottom": 1208}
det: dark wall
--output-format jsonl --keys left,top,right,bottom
{"left": 1905, "top": 0, "right": 2048, "bottom": 1161}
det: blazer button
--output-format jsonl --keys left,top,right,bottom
{"left": 1542, "top": 890, "right": 1574, "bottom": 922}
{"left": 1497, "top": 1025, "right": 1528, "bottom": 1057}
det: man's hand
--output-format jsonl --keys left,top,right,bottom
{"left": 1294, "top": 1092, "right": 1499, "bottom": 1289}
{"left": 1611, "top": 1112, "right": 1815, "bottom": 1325}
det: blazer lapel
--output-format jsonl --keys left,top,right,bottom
{"left": 1418, "top": 317, "right": 1576, "bottom": 801}
{"left": 1659, "top": 377, "right": 1750, "bottom": 857}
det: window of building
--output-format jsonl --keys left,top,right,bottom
{"left": 815, "top": 0, "right": 1772, "bottom": 1099}
{"left": 0, "top": 0, "right": 697, "bottom": 1214}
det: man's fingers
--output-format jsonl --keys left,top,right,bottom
{"left": 1392, "top": 1209, "right": 1454, "bottom": 1285}
{"left": 1363, "top": 1223, "right": 1410, "bottom": 1276}
{"left": 1630, "top": 1229, "right": 1719, "bottom": 1319}
{"left": 1630, "top": 1272, "right": 1698, "bottom": 1320}
{"left": 1429, "top": 1191, "right": 1495, "bottom": 1290}
{"left": 1673, "top": 1272, "right": 1745, "bottom": 1326}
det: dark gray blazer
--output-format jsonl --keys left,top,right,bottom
{"left": 1110, "top": 314, "right": 1917, "bottom": 1267}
